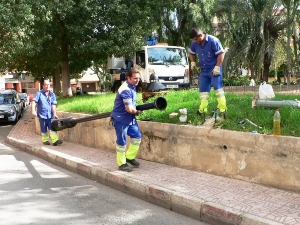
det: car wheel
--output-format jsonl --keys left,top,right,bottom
{"left": 12, "top": 113, "right": 18, "bottom": 124}
{"left": 19, "top": 109, "right": 23, "bottom": 118}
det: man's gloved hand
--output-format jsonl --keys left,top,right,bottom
{"left": 191, "top": 62, "right": 196, "bottom": 71}
{"left": 212, "top": 66, "right": 220, "bottom": 76}
{"left": 135, "top": 110, "right": 143, "bottom": 116}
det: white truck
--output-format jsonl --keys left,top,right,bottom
{"left": 108, "top": 43, "right": 190, "bottom": 92}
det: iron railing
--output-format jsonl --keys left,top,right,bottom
{"left": 223, "top": 83, "right": 300, "bottom": 94}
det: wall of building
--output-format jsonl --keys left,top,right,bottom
{"left": 4, "top": 73, "right": 39, "bottom": 93}
{"left": 35, "top": 112, "right": 300, "bottom": 193}
{"left": 77, "top": 73, "right": 99, "bottom": 92}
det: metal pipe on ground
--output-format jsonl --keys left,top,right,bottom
{"left": 252, "top": 96, "right": 300, "bottom": 109}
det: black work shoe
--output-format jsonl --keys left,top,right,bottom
{"left": 215, "top": 108, "right": 227, "bottom": 120}
{"left": 196, "top": 110, "right": 203, "bottom": 116}
{"left": 196, "top": 110, "right": 206, "bottom": 119}
{"left": 53, "top": 139, "right": 63, "bottom": 146}
{"left": 126, "top": 158, "right": 140, "bottom": 168}
{"left": 119, "top": 163, "right": 133, "bottom": 172}
{"left": 43, "top": 141, "right": 50, "bottom": 145}
{"left": 220, "top": 111, "right": 227, "bottom": 119}
{"left": 196, "top": 110, "right": 206, "bottom": 124}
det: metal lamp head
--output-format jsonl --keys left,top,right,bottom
{"left": 144, "top": 73, "right": 167, "bottom": 92}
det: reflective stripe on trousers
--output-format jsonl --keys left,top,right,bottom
{"left": 116, "top": 145, "right": 126, "bottom": 166}
{"left": 116, "top": 138, "right": 141, "bottom": 166}
{"left": 41, "top": 132, "right": 49, "bottom": 142}
{"left": 199, "top": 92, "right": 209, "bottom": 113}
{"left": 49, "top": 130, "right": 59, "bottom": 143}
{"left": 126, "top": 138, "right": 141, "bottom": 160}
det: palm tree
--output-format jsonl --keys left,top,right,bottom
{"left": 214, "top": 0, "right": 287, "bottom": 82}
{"left": 261, "top": 2, "right": 286, "bottom": 81}
{"left": 281, "top": 0, "right": 300, "bottom": 84}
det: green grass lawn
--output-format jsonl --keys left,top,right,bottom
{"left": 57, "top": 90, "right": 300, "bottom": 137}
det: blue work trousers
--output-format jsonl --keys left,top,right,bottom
{"left": 112, "top": 119, "right": 142, "bottom": 146}
{"left": 199, "top": 69, "right": 223, "bottom": 92}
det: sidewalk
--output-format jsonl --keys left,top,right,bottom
{"left": 6, "top": 110, "right": 300, "bottom": 225}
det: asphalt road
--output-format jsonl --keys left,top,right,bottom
{"left": 0, "top": 122, "right": 208, "bottom": 225}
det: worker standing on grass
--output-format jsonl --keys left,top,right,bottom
{"left": 31, "top": 77, "right": 63, "bottom": 146}
{"left": 110, "top": 69, "right": 143, "bottom": 172}
{"left": 189, "top": 27, "right": 227, "bottom": 118}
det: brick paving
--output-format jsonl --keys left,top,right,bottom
{"left": 6, "top": 110, "right": 300, "bottom": 225}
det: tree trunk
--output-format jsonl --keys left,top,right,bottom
{"left": 53, "top": 66, "right": 61, "bottom": 96}
{"left": 248, "top": 56, "right": 256, "bottom": 79}
{"left": 61, "top": 40, "right": 72, "bottom": 97}
{"left": 263, "top": 52, "right": 271, "bottom": 82}
{"left": 62, "top": 60, "right": 71, "bottom": 97}
{"left": 292, "top": 19, "right": 299, "bottom": 79}
{"left": 60, "top": 19, "right": 72, "bottom": 97}
{"left": 286, "top": 3, "right": 292, "bottom": 85}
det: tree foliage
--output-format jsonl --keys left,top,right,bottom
{"left": 0, "top": 0, "right": 161, "bottom": 96}
{"left": 1, "top": 0, "right": 299, "bottom": 92}
{"left": 214, "top": 0, "right": 300, "bottom": 82}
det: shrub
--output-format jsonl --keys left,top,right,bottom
{"left": 223, "top": 76, "right": 250, "bottom": 86}
{"left": 269, "top": 69, "right": 284, "bottom": 78}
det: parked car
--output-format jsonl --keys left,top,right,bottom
{"left": 0, "top": 90, "right": 23, "bottom": 123}
{"left": 24, "top": 88, "right": 38, "bottom": 102}
{"left": 27, "top": 93, "right": 35, "bottom": 102}
{"left": 18, "top": 93, "right": 26, "bottom": 110}
{"left": 22, "top": 93, "right": 30, "bottom": 106}
{"left": 76, "top": 87, "right": 84, "bottom": 95}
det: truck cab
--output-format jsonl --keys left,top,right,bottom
{"left": 107, "top": 41, "right": 190, "bottom": 92}
{"left": 133, "top": 44, "right": 190, "bottom": 90}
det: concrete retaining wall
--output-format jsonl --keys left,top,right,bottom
{"left": 36, "top": 112, "right": 300, "bottom": 192}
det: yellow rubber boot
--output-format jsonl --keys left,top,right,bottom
{"left": 116, "top": 145, "right": 127, "bottom": 166}
{"left": 199, "top": 92, "right": 209, "bottom": 113}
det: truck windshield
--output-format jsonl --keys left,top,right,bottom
{"left": 147, "top": 47, "right": 187, "bottom": 65}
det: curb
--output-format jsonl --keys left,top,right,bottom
{"left": 6, "top": 136, "right": 283, "bottom": 225}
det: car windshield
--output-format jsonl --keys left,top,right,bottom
{"left": 0, "top": 94, "right": 15, "bottom": 104}
{"left": 147, "top": 47, "right": 188, "bottom": 65}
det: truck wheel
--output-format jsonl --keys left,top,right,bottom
{"left": 137, "top": 86, "right": 143, "bottom": 93}
{"left": 136, "top": 81, "right": 143, "bottom": 93}
{"left": 115, "top": 81, "right": 121, "bottom": 93}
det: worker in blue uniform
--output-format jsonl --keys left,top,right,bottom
{"left": 189, "top": 27, "right": 227, "bottom": 117}
{"left": 111, "top": 69, "right": 143, "bottom": 172}
{"left": 32, "top": 78, "right": 63, "bottom": 146}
